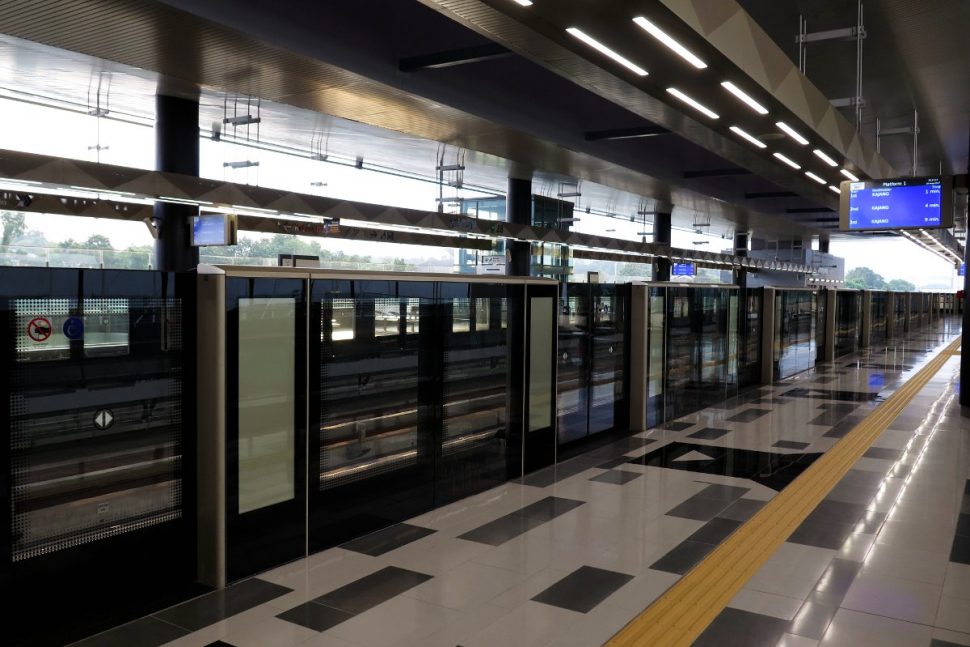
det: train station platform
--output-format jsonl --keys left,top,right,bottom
{"left": 69, "top": 317, "right": 968, "bottom": 647}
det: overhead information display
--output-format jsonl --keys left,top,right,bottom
{"left": 191, "top": 213, "right": 238, "bottom": 246}
{"left": 839, "top": 176, "right": 952, "bottom": 231}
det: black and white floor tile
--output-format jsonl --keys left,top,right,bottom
{"left": 68, "top": 324, "right": 970, "bottom": 647}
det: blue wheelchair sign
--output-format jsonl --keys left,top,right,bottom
{"left": 63, "top": 316, "right": 84, "bottom": 340}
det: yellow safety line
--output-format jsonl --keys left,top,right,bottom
{"left": 607, "top": 336, "right": 962, "bottom": 647}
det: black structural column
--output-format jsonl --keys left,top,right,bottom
{"left": 653, "top": 210, "right": 672, "bottom": 281}
{"left": 506, "top": 176, "right": 532, "bottom": 276}
{"left": 818, "top": 235, "right": 830, "bottom": 254}
{"left": 154, "top": 93, "right": 200, "bottom": 272}
{"left": 733, "top": 231, "right": 749, "bottom": 289}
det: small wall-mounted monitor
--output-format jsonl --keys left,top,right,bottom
{"left": 672, "top": 262, "right": 695, "bottom": 276}
{"left": 191, "top": 213, "right": 238, "bottom": 246}
{"left": 839, "top": 176, "right": 953, "bottom": 231}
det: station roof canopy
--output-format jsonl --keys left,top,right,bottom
{"left": 0, "top": 0, "right": 965, "bottom": 245}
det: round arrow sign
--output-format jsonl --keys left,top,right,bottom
{"left": 93, "top": 409, "right": 115, "bottom": 431}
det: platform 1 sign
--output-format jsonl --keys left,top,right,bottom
{"left": 839, "top": 176, "right": 953, "bottom": 231}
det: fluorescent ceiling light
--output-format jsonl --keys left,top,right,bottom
{"left": 566, "top": 27, "right": 648, "bottom": 76}
{"left": 813, "top": 149, "right": 838, "bottom": 167}
{"left": 511, "top": 0, "right": 533, "bottom": 5}
{"left": 805, "top": 171, "right": 827, "bottom": 184}
{"left": 729, "top": 125, "right": 766, "bottom": 149}
{"left": 828, "top": 185, "right": 841, "bottom": 194}
{"left": 773, "top": 152, "right": 801, "bottom": 170}
{"left": 632, "top": 16, "right": 707, "bottom": 69}
{"left": 666, "top": 88, "right": 719, "bottom": 119}
{"left": 840, "top": 169, "right": 860, "bottom": 181}
{"left": 720, "top": 82, "right": 768, "bottom": 115}
{"left": 776, "top": 121, "right": 809, "bottom": 145}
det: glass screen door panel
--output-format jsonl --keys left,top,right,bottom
{"left": 438, "top": 284, "right": 512, "bottom": 505}
{"left": 589, "top": 285, "right": 625, "bottom": 435}
{"left": 556, "top": 286, "right": 588, "bottom": 444}
{"left": 646, "top": 289, "right": 666, "bottom": 428}
{"left": 308, "top": 279, "right": 435, "bottom": 552}
{"left": 226, "top": 278, "right": 306, "bottom": 582}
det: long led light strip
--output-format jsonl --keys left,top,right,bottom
{"left": 667, "top": 88, "right": 718, "bottom": 119}
{"left": 804, "top": 171, "right": 827, "bottom": 185}
{"left": 566, "top": 27, "right": 648, "bottom": 76}
{"left": 721, "top": 82, "right": 768, "bottom": 115}
{"left": 828, "top": 185, "right": 840, "bottom": 194}
{"left": 510, "top": 0, "right": 533, "bottom": 5}
{"left": 632, "top": 16, "right": 707, "bottom": 69}
{"left": 773, "top": 152, "right": 801, "bottom": 170}
{"left": 813, "top": 149, "right": 838, "bottom": 167}
{"left": 840, "top": 169, "right": 860, "bottom": 181}
{"left": 776, "top": 121, "right": 809, "bottom": 145}
{"left": 729, "top": 126, "right": 766, "bottom": 149}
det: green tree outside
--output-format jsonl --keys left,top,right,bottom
{"left": 845, "top": 266, "right": 914, "bottom": 291}
{"left": 1, "top": 212, "right": 26, "bottom": 246}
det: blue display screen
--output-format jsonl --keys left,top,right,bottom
{"left": 672, "top": 263, "right": 695, "bottom": 276}
{"left": 192, "top": 215, "right": 228, "bottom": 246}
{"left": 846, "top": 178, "right": 943, "bottom": 230}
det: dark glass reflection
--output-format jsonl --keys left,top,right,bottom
{"left": 310, "top": 280, "right": 434, "bottom": 548}
{"left": 870, "top": 291, "right": 888, "bottom": 346}
{"left": 662, "top": 286, "right": 739, "bottom": 421}
{"left": 309, "top": 279, "right": 520, "bottom": 548}
{"left": 835, "top": 291, "right": 861, "bottom": 357}
{"left": 774, "top": 290, "right": 817, "bottom": 379}
{"left": 738, "top": 288, "right": 762, "bottom": 387}
{"left": 438, "top": 285, "right": 511, "bottom": 505}
{"left": 556, "top": 283, "right": 627, "bottom": 446}
{"left": 7, "top": 282, "right": 184, "bottom": 562}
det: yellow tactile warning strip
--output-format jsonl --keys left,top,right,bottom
{"left": 607, "top": 336, "right": 962, "bottom": 647}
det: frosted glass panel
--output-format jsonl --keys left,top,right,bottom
{"left": 528, "top": 296, "right": 553, "bottom": 432}
{"left": 238, "top": 297, "right": 296, "bottom": 514}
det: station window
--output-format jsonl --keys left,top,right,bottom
{"left": 405, "top": 298, "right": 420, "bottom": 334}
{"left": 500, "top": 298, "right": 508, "bottom": 329}
{"left": 374, "top": 298, "right": 400, "bottom": 337}
{"left": 453, "top": 299, "right": 471, "bottom": 333}
{"left": 331, "top": 299, "right": 355, "bottom": 341}
{"left": 14, "top": 298, "right": 130, "bottom": 362}
{"left": 83, "top": 299, "right": 130, "bottom": 358}
{"left": 475, "top": 297, "right": 490, "bottom": 330}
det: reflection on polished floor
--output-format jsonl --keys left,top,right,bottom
{"left": 72, "top": 320, "right": 968, "bottom": 647}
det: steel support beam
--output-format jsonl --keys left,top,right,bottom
{"left": 399, "top": 43, "right": 511, "bottom": 72}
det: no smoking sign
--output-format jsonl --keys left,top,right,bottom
{"left": 26, "top": 317, "right": 52, "bottom": 342}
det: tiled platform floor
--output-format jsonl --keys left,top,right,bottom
{"left": 72, "top": 320, "right": 970, "bottom": 647}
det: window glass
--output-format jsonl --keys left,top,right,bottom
{"left": 331, "top": 298, "right": 355, "bottom": 341}
{"left": 453, "top": 299, "right": 471, "bottom": 333}
{"left": 374, "top": 298, "right": 400, "bottom": 337}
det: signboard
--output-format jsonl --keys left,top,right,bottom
{"left": 960, "top": 263, "right": 965, "bottom": 277}
{"left": 93, "top": 409, "right": 114, "bottom": 430}
{"left": 26, "top": 317, "right": 52, "bottom": 342}
{"left": 839, "top": 176, "right": 953, "bottom": 231}
{"left": 63, "top": 316, "right": 84, "bottom": 340}
{"left": 672, "top": 262, "right": 695, "bottom": 277}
